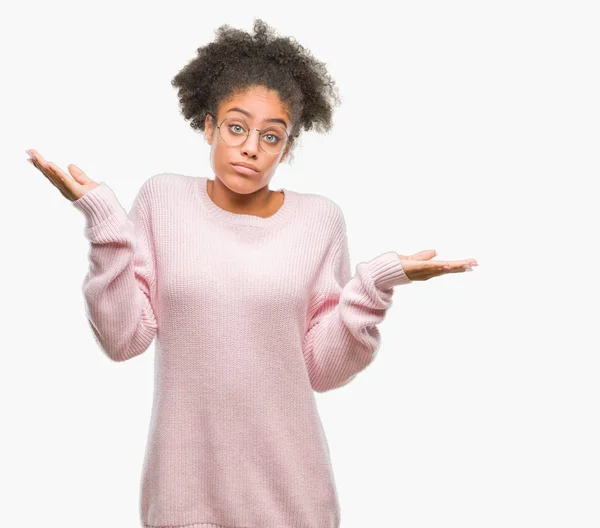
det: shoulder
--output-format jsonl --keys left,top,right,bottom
{"left": 140, "top": 172, "right": 187, "bottom": 193}
{"left": 136, "top": 172, "right": 192, "bottom": 205}
{"left": 293, "top": 190, "right": 347, "bottom": 247}
{"left": 295, "top": 190, "right": 346, "bottom": 227}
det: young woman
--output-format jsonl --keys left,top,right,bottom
{"left": 26, "top": 18, "right": 477, "bottom": 528}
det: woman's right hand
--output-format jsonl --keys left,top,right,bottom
{"left": 26, "top": 149, "right": 99, "bottom": 202}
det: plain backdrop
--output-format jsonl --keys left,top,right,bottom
{"left": 2, "top": 2, "right": 599, "bottom": 527}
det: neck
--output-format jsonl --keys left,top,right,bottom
{"left": 207, "top": 178, "right": 281, "bottom": 218}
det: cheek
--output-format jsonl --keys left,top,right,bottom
{"left": 265, "top": 159, "right": 280, "bottom": 175}
{"left": 210, "top": 143, "right": 227, "bottom": 166}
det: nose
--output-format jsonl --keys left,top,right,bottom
{"left": 241, "top": 128, "right": 261, "bottom": 158}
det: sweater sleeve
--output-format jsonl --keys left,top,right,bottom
{"left": 71, "top": 179, "right": 158, "bottom": 362}
{"left": 302, "top": 207, "right": 412, "bottom": 393}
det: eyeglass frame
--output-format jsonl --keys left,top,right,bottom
{"left": 207, "top": 111, "right": 296, "bottom": 155}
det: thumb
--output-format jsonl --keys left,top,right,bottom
{"left": 67, "top": 164, "right": 90, "bottom": 185}
{"left": 402, "top": 249, "right": 437, "bottom": 261}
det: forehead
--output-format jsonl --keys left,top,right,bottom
{"left": 219, "top": 86, "right": 290, "bottom": 122}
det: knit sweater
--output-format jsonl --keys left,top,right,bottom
{"left": 71, "top": 173, "right": 413, "bottom": 528}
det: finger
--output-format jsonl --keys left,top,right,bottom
{"left": 411, "top": 249, "right": 438, "bottom": 261}
{"left": 29, "top": 151, "right": 66, "bottom": 187}
{"left": 441, "top": 261, "right": 477, "bottom": 271}
{"left": 67, "top": 164, "right": 89, "bottom": 185}
{"left": 27, "top": 150, "right": 45, "bottom": 169}
{"left": 29, "top": 158, "right": 71, "bottom": 199}
{"left": 27, "top": 149, "right": 48, "bottom": 166}
{"left": 440, "top": 259, "right": 477, "bottom": 270}
{"left": 411, "top": 260, "right": 452, "bottom": 275}
{"left": 48, "top": 162, "right": 82, "bottom": 199}
{"left": 27, "top": 156, "right": 57, "bottom": 188}
{"left": 43, "top": 170, "right": 61, "bottom": 191}
{"left": 424, "top": 264, "right": 473, "bottom": 280}
{"left": 28, "top": 153, "right": 54, "bottom": 180}
{"left": 36, "top": 160, "right": 73, "bottom": 196}
{"left": 45, "top": 161, "right": 79, "bottom": 194}
{"left": 38, "top": 165, "right": 61, "bottom": 190}
{"left": 28, "top": 155, "right": 50, "bottom": 176}
{"left": 443, "top": 266, "right": 474, "bottom": 274}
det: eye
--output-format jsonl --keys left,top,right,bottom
{"left": 262, "top": 133, "right": 281, "bottom": 144}
{"left": 230, "top": 124, "right": 246, "bottom": 134}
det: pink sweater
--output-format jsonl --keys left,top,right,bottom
{"left": 72, "top": 173, "right": 412, "bottom": 528}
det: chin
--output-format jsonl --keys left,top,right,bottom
{"left": 218, "top": 173, "right": 266, "bottom": 194}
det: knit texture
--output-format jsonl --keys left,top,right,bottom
{"left": 71, "top": 173, "right": 412, "bottom": 528}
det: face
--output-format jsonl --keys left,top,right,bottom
{"left": 204, "top": 85, "right": 294, "bottom": 195}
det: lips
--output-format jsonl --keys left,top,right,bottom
{"left": 231, "top": 162, "right": 258, "bottom": 172}
{"left": 231, "top": 162, "right": 259, "bottom": 176}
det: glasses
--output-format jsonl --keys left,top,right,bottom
{"left": 208, "top": 112, "right": 293, "bottom": 155}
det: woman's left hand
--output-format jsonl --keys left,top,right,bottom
{"left": 398, "top": 250, "right": 478, "bottom": 281}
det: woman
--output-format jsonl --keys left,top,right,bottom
{"left": 26, "top": 19, "right": 477, "bottom": 528}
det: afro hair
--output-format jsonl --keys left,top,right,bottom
{"left": 170, "top": 18, "right": 342, "bottom": 164}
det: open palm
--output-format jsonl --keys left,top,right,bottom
{"left": 26, "top": 149, "right": 98, "bottom": 202}
{"left": 399, "top": 250, "right": 478, "bottom": 281}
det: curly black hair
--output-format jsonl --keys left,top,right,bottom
{"left": 170, "top": 18, "right": 341, "bottom": 164}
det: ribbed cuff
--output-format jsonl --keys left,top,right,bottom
{"left": 71, "top": 182, "right": 125, "bottom": 229}
{"left": 363, "top": 251, "right": 412, "bottom": 290}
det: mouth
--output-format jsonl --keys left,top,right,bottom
{"left": 231, "top": 163, "right": 259, "bottom": 175}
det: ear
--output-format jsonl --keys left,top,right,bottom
{"left": 205, "top": 113, "right": 214, "bottom": 145}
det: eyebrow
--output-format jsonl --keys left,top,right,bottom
{"left": 225, "top": 107, "right": 289, "bottom": 129}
